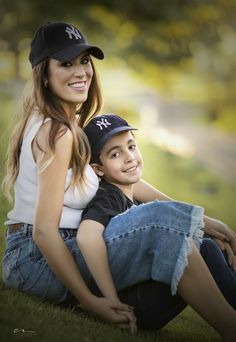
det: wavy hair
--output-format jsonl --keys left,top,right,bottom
{"left": 2, "top": 58, "right": 102, "bottom": 200}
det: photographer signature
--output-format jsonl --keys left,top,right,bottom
{"left": 13, "top": 328, "right": 37, "bottom": 336}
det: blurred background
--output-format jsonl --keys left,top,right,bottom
{"left": 0, "top": 0, "right": 236, "bottom": 228}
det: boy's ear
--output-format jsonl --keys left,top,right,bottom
{"left": 90, "top": 163, "right": 104, "bottom": 177}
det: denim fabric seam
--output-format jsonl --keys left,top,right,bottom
{"left": 104, "top": 224, "right": 188, "bottom": 244}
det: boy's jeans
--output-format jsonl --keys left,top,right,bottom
{"left": 118, "top": 238, "right": 236, "bottom": 329}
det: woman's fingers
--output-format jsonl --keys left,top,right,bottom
{"left": 110, "top": 300, "right": 134, "bottom": 313}
{"left": 116, "top": 310, "right": 137, "bottom": 335}
{"left": 116, "top": 309, "right": 136, "bottom": 323}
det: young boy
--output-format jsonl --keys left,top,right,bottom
{"left": 77, "top": 115, "right": 236, "bottom": 339}
{"left": 77, "top": 114, "right": 143, "bottom": 304}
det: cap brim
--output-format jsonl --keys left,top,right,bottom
{"left": 51, "top": 43, "right": 104, "bottom": 61}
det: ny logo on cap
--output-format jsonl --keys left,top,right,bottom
{"left": 96, "top": 118, "right": 111, "bottom": 130}
{"left": 65, "top": 26, "right": 82, "bottom": 40}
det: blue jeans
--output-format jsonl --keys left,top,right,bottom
{"left": 2, "top": 201, "right": 236, "bottom": 329}
{"left": 118, "top": 238, "right": 236, "bottom": 329}
{"left": 3, "top": 201, "right": 203, "bottom": 298}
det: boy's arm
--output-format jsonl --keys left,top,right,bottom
{"left": 76, "top": 219, "right": 119, "bottom": 300}
{"left": 133, "top": 179, "right": 173, "bottom": 202}
{"left": 135, "top": 179, "right": 236, "bottom": 259}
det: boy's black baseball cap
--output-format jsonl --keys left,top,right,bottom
{"left": 84, "top": 114, "right": 137, "bottom": 157}
{"left": 29, "top": 21, "right": 104, "bottom": 68}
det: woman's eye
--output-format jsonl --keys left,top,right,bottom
{"left": 81, "top": 56, "right": 91, "bottom": 64}
{"left": 61, "top": 61, "right": 72, "bottom": 67}
{"left": 129, "top": 144, "right": 136, "bottom": 150}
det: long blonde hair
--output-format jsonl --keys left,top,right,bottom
{"left": 2, "top": 58, "right": 102, "bottom": 200}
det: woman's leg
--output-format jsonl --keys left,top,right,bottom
{"left": 177, "top": 242, "right": 236, "bottom": 340}
{"left": 118, "top": 281, "right": 186, "bottom": 329}
{"left": 118, "top": 238, "right": 236, "bottom": 330}
{"left": 200, "top": 238, "right": 236, "bottom": 309}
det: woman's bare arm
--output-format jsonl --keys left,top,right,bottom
{"left": 33, "top": 128, "right": 95, "bottom": 306}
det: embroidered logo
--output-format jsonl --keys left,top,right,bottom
{"left": 96, "top": 118, "right": 112, "bottom": 130}
{"left": 65, "top": 26, "right": 82, "bottom": 40}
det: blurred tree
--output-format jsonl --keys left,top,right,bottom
{"left": 1, "top": 0, "right": 235, "bottom": 72}
{"left": 0, "top": 0, "right": 235, "bottom": 129}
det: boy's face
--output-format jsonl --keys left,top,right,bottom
{"left": 92, "top": 131, "right": 143, "bottom": 187}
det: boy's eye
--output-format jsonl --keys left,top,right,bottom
{"left": 111, "top": 152, "right": 120, "bottom": 159}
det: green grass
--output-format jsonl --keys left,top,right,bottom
{"left": 0, "top": 285, "right": 220, "bottom": 342}
{"left": 1, "top": 93, "right": 233, "bottom": 341}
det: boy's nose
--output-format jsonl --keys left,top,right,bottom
{"left": 125, "top": 151, "right": 135, "bottom": 163}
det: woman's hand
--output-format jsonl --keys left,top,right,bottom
{"left": 204, "top": 216, "right": 236, "bottom": 254}
{"left": 81, "top": 297, "right": 137, "bottom": 334}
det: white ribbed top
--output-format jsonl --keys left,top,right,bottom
{"left": 6, "top": 115, "right": 98, "bottom": 228}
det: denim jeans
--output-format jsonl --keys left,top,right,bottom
{"left": 118, "top": 238, "right": 236, "bottom": 329}
{"left": 2, "top": 201, "right": 236, "bottom": 329}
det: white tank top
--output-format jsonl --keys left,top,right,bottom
{"left": 6, "top": 115, "right": 99, "bottom": 228}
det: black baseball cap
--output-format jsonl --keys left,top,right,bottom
{"left": 84, "top": 114, "right": 137, "bottom": 157}
{"left": 29, "top": 21, "right": 104, "bottom": 68}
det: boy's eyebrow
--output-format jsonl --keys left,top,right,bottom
{"left": 105, "top": 145, "right": 120, "bottom": 155}
{"left": 105, "top": 138, "right": 135, "bottom": 155}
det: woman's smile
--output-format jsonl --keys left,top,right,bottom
{"left": 68, "top": 81, "right": 87, "bottom": 91}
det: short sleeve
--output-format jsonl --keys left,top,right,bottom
{"left": 81, "top": 186, "right": 126, "bottom": 227}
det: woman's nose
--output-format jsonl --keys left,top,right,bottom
{"left": 73, "top": 65, "right": 86, "bottom": 77}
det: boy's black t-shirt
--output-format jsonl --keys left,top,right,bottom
{"left": 81, "top": 179, "right": 140, "bottom": 227}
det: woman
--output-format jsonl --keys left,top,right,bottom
{"left": 2, "top": 21, "right": 236, "bottom": 339}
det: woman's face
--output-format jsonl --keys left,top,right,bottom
{"left": 47, "top": 53, "right": 93, "bottom": 116}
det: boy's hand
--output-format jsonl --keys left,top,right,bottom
{"left": 213, "top": 238, "right": 236, "bottom": 272}
{"left": 204, "top": 216, "right": 236, "bottom": 254}
{"left": 81, "top": 297, "right": 137, "bottom": 334}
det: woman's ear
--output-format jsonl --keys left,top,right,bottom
{"left": 44, "top": 79, "right": 49, "bottom": 88}
{"left": 90, "top": 163, "right": 104, "bottom": 177}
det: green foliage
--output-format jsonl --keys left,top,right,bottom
{"left": 1, "top": 0, "right": 236, "bottom": 133}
